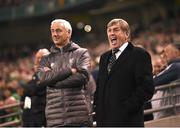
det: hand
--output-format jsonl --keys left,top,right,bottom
{"left": 71, "top": 68, "right": 77, "bottom": 74}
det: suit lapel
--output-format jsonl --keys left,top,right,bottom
{"left": 109, "top": 43, "right": 133, "bottom": 75}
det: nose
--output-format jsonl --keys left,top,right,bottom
{"left": 52, "top": 31, "right": 58, "bottom": 36}
{"left": 109, "top": 30, "right": 115, "bottom": 36}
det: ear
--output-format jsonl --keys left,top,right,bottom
{"left": 68, "top": 29, "right": 71, "bottom": 34}
{"left": 67, "top": 30, "right": 72, "bottom": 38}
{"left": 126, "top": 31, "right": 129, "bottom": 37}
{"left": 124, "top": 32, "right": 129, "bottom": 40}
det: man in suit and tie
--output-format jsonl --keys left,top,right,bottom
{"left": 94, "top": 18, "right": 154, "bottom": 127}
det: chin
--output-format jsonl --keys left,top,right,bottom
{"left": 111, "top": 45, "right": 118, "bottom": 49}
{"left": 54, "top": 42, "right": 60, "bottom": 45}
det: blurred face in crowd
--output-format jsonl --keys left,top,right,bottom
{"left": 34, "top": 48, "right": 50, "bottom": 71}
{"left": 3, "top": 89, "right": 11, "bottom": 98}
{"left": 0, "top": 78, "right": 5, "bottom": 89}
{"left": 107, "top": 19, "right": 130, "bottom": 49}
{"left": 50, "top": 22, "right": 71, "bottom": 48}
{"left": 159, "top": 49, "right": 168, "bottom": 65}
{"left": 163, "top": 44, "right": 180, "bottom": 62}
{"left": 152, "top": 55, "right": 166, "bottom": 75}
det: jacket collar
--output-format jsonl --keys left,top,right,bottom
{"left": 50, "top": 41, "right": 80, "bottom": 53}
{"left": 168, "top": 58, "right": 180, "bottom": 65}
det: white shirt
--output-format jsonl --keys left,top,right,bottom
{"left": 115, "top": 42, "right": 128, "bottom": 59}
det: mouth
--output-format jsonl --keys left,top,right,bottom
{"left": 110, "top": 38, "right": 117, "bottom": 45}
{"left": 53, "top": 37, "right": 59, "bottom": 41}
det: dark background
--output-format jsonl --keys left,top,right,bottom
{"left": 0, "top": 0, "right": 179, "bottom": 48}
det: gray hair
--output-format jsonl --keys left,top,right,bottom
{"left": 51, "top": 19, "right": 72, "bottom": 35}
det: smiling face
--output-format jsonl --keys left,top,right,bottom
{"left": 50, "top": 22, "right": 71, "bottom": 48}
{"left": 107, "top": 19, "right": 130, "bottom": 49}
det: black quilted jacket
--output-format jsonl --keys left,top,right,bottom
{"left": 38, "top": 42, "right": 93, "bottom": 127}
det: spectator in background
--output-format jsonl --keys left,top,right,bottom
{"left": 152, "top": 43, "right": 180, "bottom": 119}
{"left": 90, "top": 56, "right": 99, "bottom": 82}
{"left": 22, "top": 48, "right": 50, "bottom": 127}
{"left": 3, "top": 88, "right": 19, "bottom": 122}
{"left": 152, "top": 55, "right": 167, "bottom": 76}
{"left": 94, "top": 18, "right": 154, "bottom": 127}
{"left": 154, "top": 43, "right": 180, "bottom": 85}
{"left": 37, "top": 19, "right": 93, "bottom": 127}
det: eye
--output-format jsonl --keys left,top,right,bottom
{"left": 113, "top": 28, "right": 120, "bottom": 32}
{"left": 50, "top": 29, "right": 54, "bottom": 33}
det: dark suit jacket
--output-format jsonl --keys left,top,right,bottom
{"left": 22, "top": 73, "right": 46, "bottom": 127}
{"left": 94, "top": 42, "right": 154, "bottom": 126}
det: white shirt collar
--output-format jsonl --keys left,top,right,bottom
{"left": 115, "top": 42, "right": 128, "bottom": 59}
{"left": 119, "top": 42, "right": 128, "bottom": 53}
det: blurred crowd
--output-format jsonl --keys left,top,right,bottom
{"left": 0, "top": 16, "right": 180, "bottom": 123}
{"left": 0, "top": 0, "right": 64, "bottom": 8}
{"left": 0, "top": 0, "right": 52, "bottom": 8}
{"left": 0, "top": 0, "right": 21, "bottom": 7}
{"left": 0, "top": 46, "right": 35, "bottom": 123}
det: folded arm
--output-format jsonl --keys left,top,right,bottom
{"left": 49, "top": 50, "right": 91, "bottom": 89}
{"left": 37, "top": 56, "right": 73, "bottom": 87}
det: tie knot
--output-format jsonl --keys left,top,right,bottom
{"left": 112, "top": 48, "right": 119, "bottom": 54}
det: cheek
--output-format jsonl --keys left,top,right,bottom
{"left": 166, "top": 52, "right": 170, "bottom": 57}
{"left": 51, "top": 35, "right": 56, "bottom": 40}
{"left": 118, "top": 32, "right": 127, "bottom": 39}
{"left": 119, "top": 34, "right": 126, "bottom": 40}
{"left": 66, "top": 34, "right": 70, "bottom": 39}
{"left": 108, "top": 37, "right": 111, "bottom": 42}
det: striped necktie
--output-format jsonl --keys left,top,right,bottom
{"left": 107, "top": 49, "right": 119, "bottom": 73}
